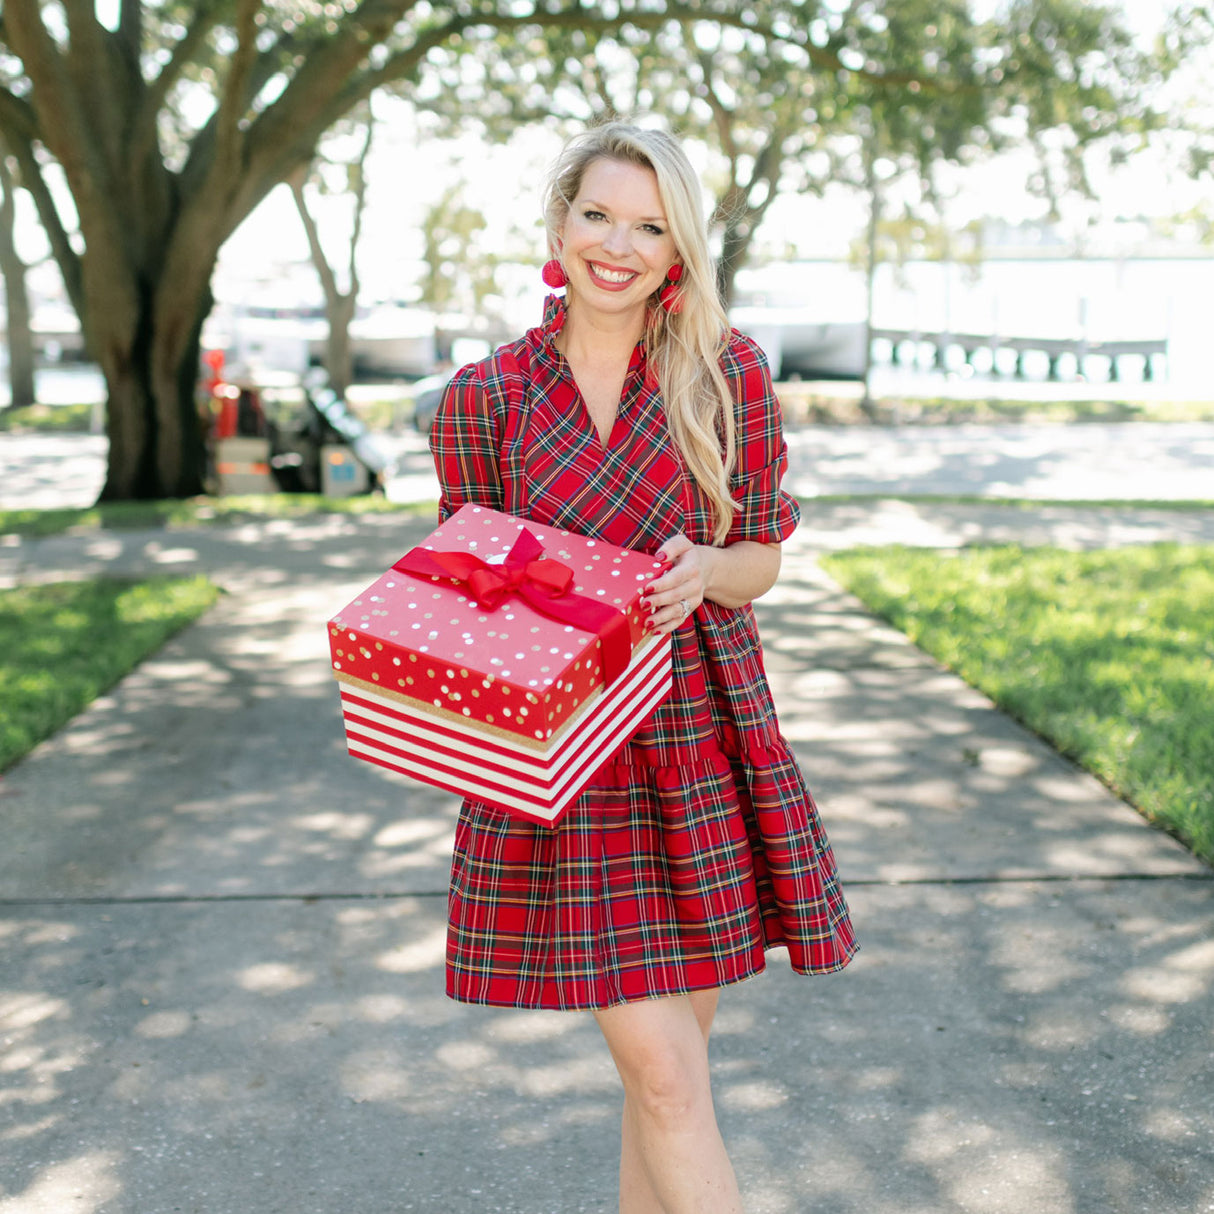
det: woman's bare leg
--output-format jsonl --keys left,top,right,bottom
{"left": 617, "top": 990, "right": 721, "bottom": 1213}
{"left": 596, "top": 989, "right": 742, "bottom": 1214}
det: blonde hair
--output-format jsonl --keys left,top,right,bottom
{"left": 543, "top": 123, "right": 738, "bottom": 544}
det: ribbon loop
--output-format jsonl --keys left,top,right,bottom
{"left": 393, "top": 528, "right": 632, "bottom": 684}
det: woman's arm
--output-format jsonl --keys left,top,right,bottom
{"left": 643, "top": 534, "right": 781, "bottom": 633}
{"left": 429, "top": 363, "right": 504, "bottom": 519}
{"left": 643, "top": 333, "right": 799, "bottom": 633}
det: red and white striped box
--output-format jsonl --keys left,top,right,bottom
{"left": 327, "top": 505, "right": 672, "bottom": 825}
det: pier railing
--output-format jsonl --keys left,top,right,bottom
{"left": 870, "top": 328, "right": 1168, "bottom": 382}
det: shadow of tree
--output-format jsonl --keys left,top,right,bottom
{"left": 752, "top": 560, "right": 1206, "bottom": 884}
{"left": 1, "top": 512, "right": 1212, "bottom": 1212}
{"left": 1, "top": 880, "right": 1211, "bottom": 1213}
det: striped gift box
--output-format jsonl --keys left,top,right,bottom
{"left": 328, "top": 505, "right": 672, "bottom": 825}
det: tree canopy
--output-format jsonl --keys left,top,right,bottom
{"left": 416, "top": 0, "right": 1182, "bottom": 302}
{"left": 0, "top": 0, "right": 724, "bottom": 499}
{"left": 0, "top": 1, "right": 1200, "bottom": 498}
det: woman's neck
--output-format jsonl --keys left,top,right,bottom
{"left": 556, "top": 301, "right": 645, "bottom": 367}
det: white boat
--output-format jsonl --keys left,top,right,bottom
{"left": 729, "top": 307, "right": 867, "bottom": 380}
{"left": 204, "top": 302, "right": 441, "bottom": 379}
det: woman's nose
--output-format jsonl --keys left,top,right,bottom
{"left": 601, "top": 223, "right": 633, "bottom": 256}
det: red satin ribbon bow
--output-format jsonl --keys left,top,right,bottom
{"left": 393, "top": 528, "right": 632, "bottom": 684}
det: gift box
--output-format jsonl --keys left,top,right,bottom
{"left": 328, "top": 504, "right": 672, "bottom": 825}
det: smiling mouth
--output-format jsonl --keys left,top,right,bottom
{"left": 588, "top": 263, "right": 638, "bottom": 285}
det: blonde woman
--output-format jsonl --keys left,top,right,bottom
{"left": 431, "top": 122, "right": 856, "bottom": 1213}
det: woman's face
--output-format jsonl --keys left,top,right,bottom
{"left": 559, "top": 157, "right": 679, "bottom": 324}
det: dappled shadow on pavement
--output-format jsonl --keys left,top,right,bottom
{"left": 753, "top": 559, "right": 1207, "bottom": 884}
{"left": 1, "top": 882, "right": 1210, "bottom": 1213}
{"left": 0, "top": 519, "right": 457, "bottom": 901}
{"left": 790, "top": 497, "right": 1214, "bottom": 552}
{"left": 1, "top": 512, "right": 1212, "bottom": 1212}
{"left": 0, "top": 511, "right": 438, "bottom": 595}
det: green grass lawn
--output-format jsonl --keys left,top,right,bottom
{"left": 0, "top": 402, "right": 96, "bottom": 432}
{"left": 0, "top": 577, "right": 220, "bottom": 771}
{"left": 820, "top": 542, "right": 1214, "bottom": 866}
{"left": 776, "top": 388, "right": 1214, "bottom": 426}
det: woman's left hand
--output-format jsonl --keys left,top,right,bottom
{"left": 643, "top": 534, "right": 711, "bottom": 635}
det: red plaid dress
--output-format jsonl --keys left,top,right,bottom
{"left": 430, "top": 295, "right": 857, "bottom": 1009}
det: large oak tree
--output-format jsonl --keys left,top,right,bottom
{"left": 0, "top": 1, "right": 1195, "bottom": 498}
{"left": 0, "top": 0, "right": 715, "bottom": 500}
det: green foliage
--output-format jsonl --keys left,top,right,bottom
{"left": 412, "top": 0, "right": 1178, "bottom": 300}
{"left": 821, "top": 543, "right": 1214, "bottom": 865}
{"left": 419, "top": 183, "right": 496, "bottom": 315}
{"left": 847, "top": 212, "right": 985, "bottom": 285}
{"left": 0, "top": 403, "right": 95, "bottom": 432}
{"left": 0, "top": 577, "right": 220, "bottom": 771}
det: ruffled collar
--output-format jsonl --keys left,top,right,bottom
{"left": 541, "top": 292, "right": 567, "bottom": 339}
{"left": 539, "top": 292, "right": 646, "bottom": 373}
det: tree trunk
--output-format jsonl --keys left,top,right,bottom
{"left": 288, "top": 153, "right": 365, "bottom": 400}
{"left": 715, "top": 213, "right": 752, "bottom": 311}
{"left": 861, "top": 134, "right": 881, "bottom": 412}
{"left": 94, "top": 268, "right": 214, "bottom": 500}
{"left": 714, "top": 190, "right": 778, "bottom": 311}
{"left": 327, "top": 293, "right": 357, "bottom": 398}
{"left": 0, "top": 153, "right": 36, "bottom": 410}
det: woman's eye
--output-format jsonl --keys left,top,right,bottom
{"left": 583, "top": 209, "right": 606, "bottom": 221}
{"left": 642, "top": 224, "right": 666, "bottom": 235}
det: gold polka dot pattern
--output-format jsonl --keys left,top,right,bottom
{"left": 328, "top": 504, "right": 662, "bottom": 744}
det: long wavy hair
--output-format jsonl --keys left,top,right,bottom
{"left": 543, "top": 123, "right": 737, "bottom": 544}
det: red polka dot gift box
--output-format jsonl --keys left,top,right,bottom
{"left": 327, "top": 504, "right": 673, "bottom": 825}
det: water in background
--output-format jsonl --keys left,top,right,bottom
{"left": 6, "top": 257, "right": 1211, "bottom": 406}
{"left": 736, "top": 256, "right": 1213, "bottom": 397}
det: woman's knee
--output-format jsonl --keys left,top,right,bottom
{"left": 596, "top": 999, "right": 714, "bottom": 1131}
{"left": 626, "top": 1049, "right": 708, "bottom": 1130}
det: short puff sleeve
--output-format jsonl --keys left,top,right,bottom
{"left": 429, "top": 361, "right": 503, "bottom": 521}
{"left": 720, "top": 332, "right": 800, "bottom": 545}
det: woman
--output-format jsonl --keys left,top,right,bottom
{"left": 431, "top": 122, "right": 857, "bottom": 1214}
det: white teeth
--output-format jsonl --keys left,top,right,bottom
{"left": 590, "top": 265, "right": 635, "bottom": 283}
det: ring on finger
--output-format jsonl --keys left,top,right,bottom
{"left": 679, "top": 598, "right": 690, "bottom": 618}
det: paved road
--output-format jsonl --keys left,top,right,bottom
{"left": 784, "top": 421, "right": 1214, "bottom": 501}
{"left": 3, "top": 421, "right": 1212, "bottom": 511}
{"left": 2, "top": 419, "right": 1212, "bottom": 1212}
{"left": 1, "top": 493, "right": 1212, "bottom": 1212}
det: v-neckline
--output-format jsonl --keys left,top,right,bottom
{"left": 550, "top": 341, "right": 645, "bottom": 452}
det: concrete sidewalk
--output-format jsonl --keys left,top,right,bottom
{"left": 0, "top": 506, "right": 1211, "bottom": 1214}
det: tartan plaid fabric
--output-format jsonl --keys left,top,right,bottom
{"left": 430, "top": 295, "right": 857, "bottom": 1009}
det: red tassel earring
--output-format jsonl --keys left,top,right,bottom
{"left": 541, "top": 259, "right": 567, "bottom": 289}
{"left": 658, "top": 263, "right": 684, "bottom": 313}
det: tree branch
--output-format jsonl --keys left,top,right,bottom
{"left": 347, "top": 114, "right": 375, "bottom": 297}
{"left": 210, "top": 0, "right": 263, "bottom": 181}
{"left": 289, "top": 165, "right": 342, "bottom": 305}
{"left": 0, "top": 121, "right": 84, "bottom": 313}
{"left": 61, "top": 0, "right": 127, "bottom": 165}
{"left": 117, "top": 0, "right": 143, "bottom": 61}
{"left": 0, "top": 83, "right": 39, "bottom": 147}
{"left": 144, "top": 0, "right": 226, "bottom": 117}
{"left": 3, "top": 1, "right": 120, "bottom": 232}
